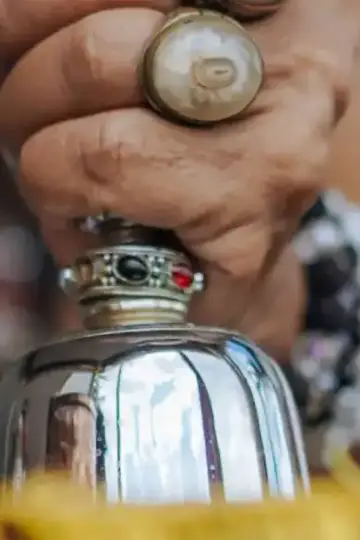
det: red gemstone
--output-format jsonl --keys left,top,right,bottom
{"left": 171, "top": 265, "right": 193, "bottom": 289}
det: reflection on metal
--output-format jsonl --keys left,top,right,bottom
{"left": 12, "top": 408, "right": 26, "bottom": 491}
{"left": 46, "top": 394, "right": 96, "bottom": 492}
{"left": 0, "top": 325, "right": 309, "bottom": 502}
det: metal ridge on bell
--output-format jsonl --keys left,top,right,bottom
{"left": 0, "top": 215, "right": 309, "bottom": 503}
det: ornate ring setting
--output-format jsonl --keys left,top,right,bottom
{"left": 60, "top": 244, "right": 205, "bottom": 327}
{"left": 141, "top": 8, "right": 263, "bottom": 125}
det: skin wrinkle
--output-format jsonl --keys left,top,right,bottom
{"left": 190, "top": 221, "right": 272, "bottom": 276}
{"left": 55, "top": 107, "right": 261, "bottom": 238}
{"left": 73, "top": 110, "right": 251, "bottom": 229}
{"left": 178, "top": 172, "right": 267, "bottom": 247}
{"left": 0, "top": 0, "right": 177, "bottom": 59}
{"left": 78, "top": 135, "right": 192, "bottom": 226}
{"left": 0, "top": 9, "right": 166, "bottom": 146}
{"left": 62, "top": 10, "right": 161, "bottom": 108}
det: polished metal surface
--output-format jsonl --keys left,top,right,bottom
{"left": 1, "top": 218, "right": 309, "bottom": 502}
{"left": 0, "top": 325, "right": 309, "bottom": 502}
{"left": 141, "top": 8, "right": 263, "bottom": 125}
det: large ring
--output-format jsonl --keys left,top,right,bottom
{"left": 141, "top": 8, "right": 263, "bottom": 125}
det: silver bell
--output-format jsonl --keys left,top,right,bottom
{"left": 0, "top": 217, "right": 309, "bottom": 502}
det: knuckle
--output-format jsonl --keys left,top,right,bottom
{"left": 301, "top": 141, "right": 329, "bottom": 186}
{"left": 63, "top": 10, "right": 164, "bottom": 95}
{"left": 217, "top": 256, "right": 264, "bottom": 280}
{"left": 267, "top": 137, "right": 328, "bottom": 193}
{"left": 77, "top": 116, "right": 135, "bottom": 188}
{"left": 65, "top": 15, "right": 109, "bottom": 88}
{"left": 197, "top": 225, "right": 269, "bottom": 280}
{"left": 294, "top": 143, "right": 328, "bottom": 191}
{"left": 218, "top": 248, "right": 266, "bottom": 280}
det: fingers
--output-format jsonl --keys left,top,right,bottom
{"left": 20, "top": 107, "right": 252, "bottom": 263}
{"left": 20, "top": 108, "right": 221, "bottom": 223}
{"left": 19, "top": 105, "right": 275, "bottom": 285}
{"left": 0, "top": 0, "right": 177, "bottom": 61}
{"left": 0, "top": 9, "right": 165, "bottom": 146}
{"left": 18, "top": 63, "right": 332, "bottom": 278}
{"left": 19, "top": 85, "right": 331, "bottom": 270}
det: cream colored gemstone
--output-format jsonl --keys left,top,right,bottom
{"left": 143, "top": 10, "right": 263, "bottom": 124}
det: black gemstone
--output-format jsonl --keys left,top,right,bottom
{"left": 115, "top": 256, "right": 149, "bottom": 283}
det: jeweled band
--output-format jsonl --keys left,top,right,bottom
{"left": 62, "top": 245, "right": 204, "bottom": 297}
{"left": 60, "top": 244, "right": 204, "bottom": 327}
{"left": 141, "top": 8, "right": 263, "bottom": 125}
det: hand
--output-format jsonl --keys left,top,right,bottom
{"left": 0, "top": 0, "right": 353, "bottom": 358}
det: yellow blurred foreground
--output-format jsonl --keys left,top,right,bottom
{"left": 0, "top": 452, "right": 360, "bottom": 540}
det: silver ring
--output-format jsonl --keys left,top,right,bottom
{"left": 141, "top": 8, "right": 263, "bottom": 125}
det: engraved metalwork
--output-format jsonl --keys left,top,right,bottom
{"left": 60, "top": 244, "right": 204, "bottom": 328}
{"left": 46, "top": 394, "right": 96, "bottom": 492}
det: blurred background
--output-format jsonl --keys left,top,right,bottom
{"left": 0, "top": 153, "right": 78, "bottom": 374}
{"left": 0, "top": 156, "right": 59, "bottom": 370}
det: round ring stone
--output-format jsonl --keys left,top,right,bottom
{"left": 114, "top": 256, "right": 149, "bottom": 285}
{"left": 141, "top": 8, "right": 263, "bottom": 125}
